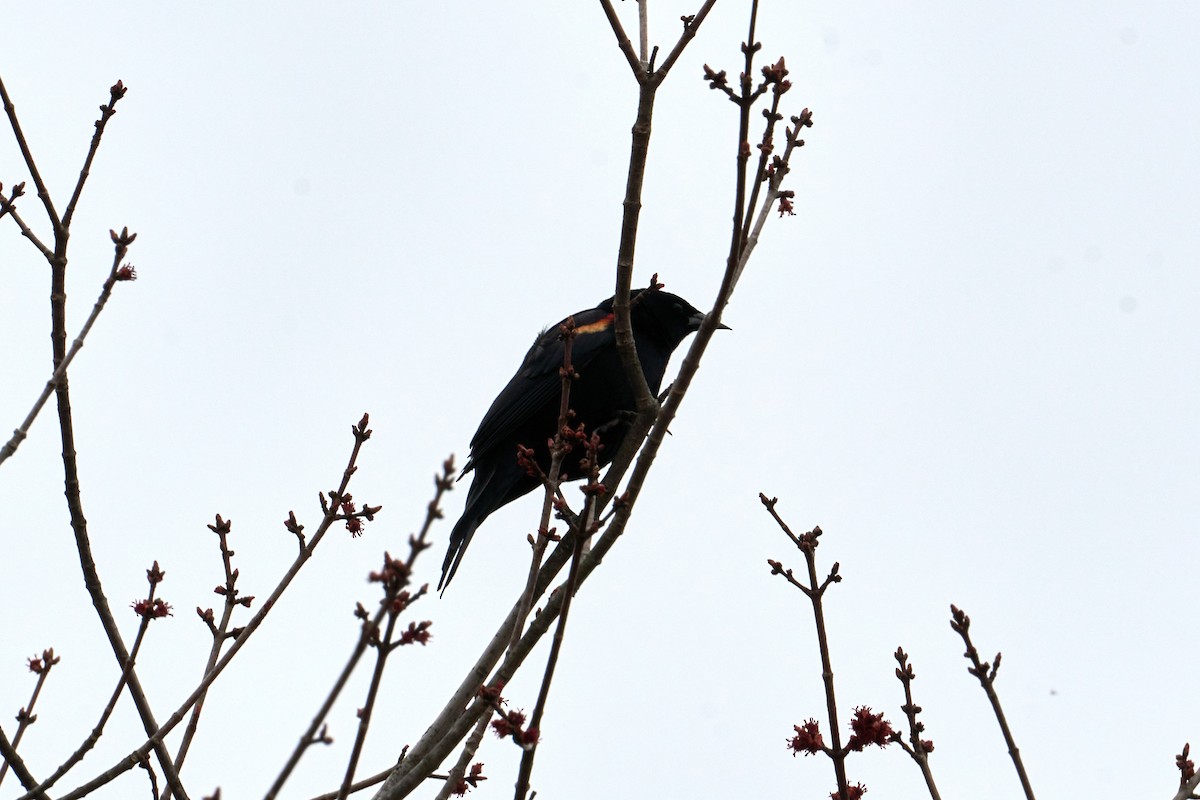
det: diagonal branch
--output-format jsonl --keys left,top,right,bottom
{"left": 0, "top": 235, "right": 137, "bottom": 467}
{"left": 950, "top": 605, "right": 1037, "bottom": 800}
{"left": 0, "top": 727, "right": 43, "bottom": 799}
{"left": 62, "top": 81, "right": 127, "bottom": 230}
{"left": 0, "top": 74, "right": 61, "bottom": 230}
{"left": 0, "top": 182, "right": 54, "bottom": 259}
{"left": 597, "top": 0, "right": 645, "bottom": 78}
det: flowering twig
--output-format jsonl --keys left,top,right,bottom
{"left": 268, "top": 456, "right": 452, "bottom": 800}
{"left": 335, "top": 555, "right": 431, "bottom": 800}
{"left": 949, "top": 604, "right": 1037, "bottom": 800}
{"left": 890, "top": 648, "right": 941, "bottom": 800}
{"left": 433, "top": 718, "right": 490, "bottom": 800}
{"left": 15, "top": 566, "right": 166, "bottom": 798}
{"left": 761, "top": 494, "right": 850, "bottom": 797}
{"left": 510, "top": 317, "right": 578, "bottom": 652}
{"left": 35, "top": 416, "right": 376, "bottom": 800}
{"left": 478, "top": 686, "right": 539, "bottom": 751}
{"left": 0, "top": 649, "right": 60, "bottom": 789}
{"left": 159, "top": 518, "right": 255, "bottom": 800}
{"left": 513, "top": 434, "right": 604, "bottom": 799}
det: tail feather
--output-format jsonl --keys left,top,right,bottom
{"left": 438, "top": 512, "right": 480, "bottom": 594}
{"left": 438, "top": 458, "right": 508, "bottom": 594}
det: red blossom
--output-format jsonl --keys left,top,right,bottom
{"left": 1179, "top": 743, "right": 1195, "bottom": 782}
{"left": 27, "top": 648, "right": 58, "bottom": 674}
{"left": 490, "top": 710, "right": 527, "bottom": 739}
{"left": 397, "top": 620, "right": 432, "bottom": 646}
{"left": 478, "top": 683, "right": 504, "bottom": 703}
{"left": 368, "top": 551, "right": 410, "bottom": 588}
{"left": 131, "top": 598, "right": 173, "bottom": 619}
{"left": 450, "top": 762, "right": 488, "bottom": 796}
{"left": 831, "top": 783, "right": 867, "bottom": 800}
{"left": 115, "top": 264, "right": 137, "bottom": 281}
{"left": 788, "top": 718, "right": 823, "bottom": 756}
{"left": 846, "top": 706, "right": 894, "bottom": 751}
{"left": 515, "top": 444, "right": 540, "bottom": 477}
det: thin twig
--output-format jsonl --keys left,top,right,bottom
{"left": 730, "top": 109, "right": 811, "bottom": 296}
{"left": 335, "top": 570, "right": 430, "bottom": 800}
{"left": 0, "top": 649, "right": 59, "bottom": 788}
{"left": 891, "top": 648, "right": 941, "bottom": 800}
{"left": 512, "top": 505, "right": 592, "bottom": 800}
{"left": 0, "top": 74, "right": 61, "bottom": 229}
{"left": 369, "top": 531, "right": 581, "bottom": 799}
{"left": 0, "top": 182, "right": 54, "bottom": 259}
{"left": 760, "top": 497, "right": 849, "bottom": 797}
{"left": 161, "top": 517, "right": 249, "bottom": 800}
{"left": 309, "top": 762, "right": 396, "bottom": 800}
{"left": 337, "top": 595, "right": 405, "bottom": 800}
{"left": 511, "top": 318, "right": 577, "bottom": 654}
{"left": 597, "top": 0, "right": 644, "bottom": 77}
{"left": 138, "top": 752, "right": 160, "bottom": 800}
{"left": 949, "top": 605, "right": 1037, "bottom": 800}
{"left": 62, "top": 81, "right": 126, "bottom": 230}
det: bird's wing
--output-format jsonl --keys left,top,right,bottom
{"left": 466, "top": 306, "right": 617, "bottom": 460}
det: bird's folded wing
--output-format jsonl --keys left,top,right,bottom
{"left": 467, "top": 306, "right": 618, "bottom": 458}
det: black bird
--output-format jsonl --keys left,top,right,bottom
{"left": 439, "top": 288, "right": 723, "bottom": 591}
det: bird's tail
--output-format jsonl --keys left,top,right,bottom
{"left": 438, "top": 514, "right": 479, "bottom": 594}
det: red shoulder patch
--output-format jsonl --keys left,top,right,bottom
{"left": 575, "top": 313, "right": 614, "bottom": 336}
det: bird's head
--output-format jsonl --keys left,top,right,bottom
{"left": 616, "top": 288, "right": 731, "bottom": 349}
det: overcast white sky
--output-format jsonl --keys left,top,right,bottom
{"left": 2, "top": 2, "right": 1198, "bottom": 799}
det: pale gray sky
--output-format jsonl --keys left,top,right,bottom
{"left": 2, "top": 2, "right": 1197, "bottom": 799}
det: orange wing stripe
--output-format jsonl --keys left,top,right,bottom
{"left": 575, "top": 313, "right": 614, "bottom": 336}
